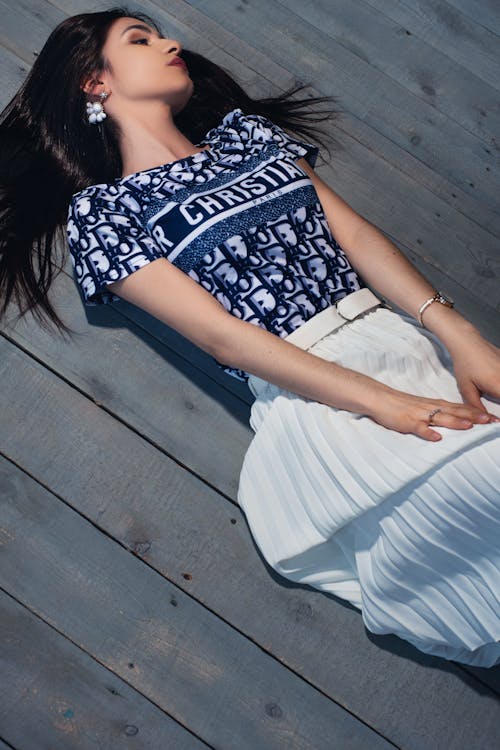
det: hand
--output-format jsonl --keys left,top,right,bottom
{"left": 367, "top": 387, "right": 499, "bottom": 442}
{"left": 448, "top": 333, "right": 500, "bottom": 412}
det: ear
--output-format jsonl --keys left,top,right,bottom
{"left": 81, "top": 74, "right": 108, "bottom": 97}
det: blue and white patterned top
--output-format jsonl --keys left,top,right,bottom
{"left": 67, "top": 108, "right": 364, "bottom": 380}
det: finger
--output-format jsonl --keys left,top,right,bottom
{"left": 414, "top": 423, "right": 442, "bottom": 442}
{"left": 434, "top": 401, "right": 491, "bottom": 424}
{"left": 458, "top": 381, "right": 488, "bottom": 413}
{"left": 451, "top": 408, "right": 492, "bottom": 424}
{"left": 431, "top": 413, "right": 473, "bottom": 430}
{"left": 425, "top": 405, "right": 495, "bottom": 429}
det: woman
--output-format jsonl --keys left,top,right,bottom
{"left": 1, "top": 8, "right": 499, "bottom": 667}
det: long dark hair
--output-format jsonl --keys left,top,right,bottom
{"left": 0, "top": 6, "right": 336, "bottom": 334}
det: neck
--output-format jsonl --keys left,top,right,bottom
{"left": 116, "top": 101, "right": 205, "bottom": 178}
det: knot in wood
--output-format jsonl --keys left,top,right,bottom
{"left": 265, "top": 702, "right": 283, "bottom": 719}
{"left": 132, "top": 540, "right": 151, "bottom": 555}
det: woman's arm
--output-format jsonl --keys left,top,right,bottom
{"left": 297, "top": 157, "right": 500, "bottom": 411}
{"left": 107, "top": 257, "right": 496, "bottom": 440}
{"left": 296, "top": 158, "right": 477, "bottom": 344}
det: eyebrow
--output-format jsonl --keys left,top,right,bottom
{"left": 120, "top": 23, "right": 159, "bottom": 37}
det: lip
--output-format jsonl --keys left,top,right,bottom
{"left": 168, "top": 56, "right": 187, "bottom": 69}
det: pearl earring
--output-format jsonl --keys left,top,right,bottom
{"left": 86, "top": 91, "right": 109, "bottom": 124}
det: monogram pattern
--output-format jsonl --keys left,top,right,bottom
{"left": 67, "top": 109, "right": 364, "bottom": 380}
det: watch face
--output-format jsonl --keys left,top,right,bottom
{"left": 437, "top": 292, "right": 454, "bottom": 306}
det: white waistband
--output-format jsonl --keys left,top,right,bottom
{"left": 283, "top": 287, "right": 382, "bottom": 350}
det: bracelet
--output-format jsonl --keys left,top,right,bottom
{"left": 418, "top": 291, "right": 454, "bottom": 326}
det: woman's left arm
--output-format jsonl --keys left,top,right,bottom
{"left": 296, "top": 158, "right": 500, "bottom": 410}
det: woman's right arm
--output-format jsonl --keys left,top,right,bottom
{"left": 108, "top": 257, "right": 496, "bottom": 441}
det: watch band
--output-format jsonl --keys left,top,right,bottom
{"left": 418, "top": 291, "right": 454, "bottom": 326}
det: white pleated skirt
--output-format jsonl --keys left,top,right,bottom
{"left": 237, "top": 307, "right": 500, "bottom": 667}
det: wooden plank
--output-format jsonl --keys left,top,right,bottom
{"left": 0, "top": 591, "right": 208, "bottom": 750}
{"left": 1, "top": 265, "right": 253, "bottom": 500}
{"left": 363, "top": 0, "right": 500, "bottom": 93}
{"left": 101, "top": 297, "right": 254, "bottom": 404}
{"left": 1, "top": 337, "right": 499, "bottom": 748}
{"left": 7, "top": 0, "right": 277, "bottom": 100}
{"left": 331, "top": 110, "right": 499, "bottom": 241}
{"left": 0, "top": 43, "right": 30, "bottom": 102}
{"left": 0, "top": 0, "right": 64, "bottom": 62}
{"left": 186, "top": 0, "right": 499, "bottom": 210}
{"left": 0, "top": 456, "right": 395, "bottom": 750}
{"left": 446, "top": 0, "right": 500, "bottom": 33}
{"left": 282, "top": 0, "right": 500, "bottom": 144}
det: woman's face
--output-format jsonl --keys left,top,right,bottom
{"left": 94, "top": 16, "right": 193, "bottom": 114}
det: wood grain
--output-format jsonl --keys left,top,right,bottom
{"left": 0, "top": 589, "right": 208, "bottom": 749}
{"left": 0, "top": 456, "right": 395, "bottom": 750}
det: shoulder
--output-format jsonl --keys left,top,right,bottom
{"left": 203, "top": 108, "right": 319, "bottom": 167}
{"left": 204, "top": 108, "right": 282, "bottom": 146}
{"left": 68, "top": 179, "right": 139, "bottom": 225}
{"left": 69, "top": 182, "right": 112, "bottom": 218}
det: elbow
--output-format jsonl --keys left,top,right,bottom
{"left": 193, "top": 312, "right": 239, "bottom": 365}
{"left": 209, "top": 334, "right": 235, "bottom": 368}
{"left": 206, "top": 315, "right": 252, "bottom": 370}
{"left": 188, "top": 308, "right": 265, "bottom": 371}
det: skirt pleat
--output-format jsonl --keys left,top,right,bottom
{"left": 237, "top": 307, "right": 500, "bottom": 667}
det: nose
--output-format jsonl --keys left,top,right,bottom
{"left": 162, "top": 38, "right": 182, "bottom": 54}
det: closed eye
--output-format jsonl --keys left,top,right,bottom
{"left": 131, "top": 38, "right": 150, "bottom": 45}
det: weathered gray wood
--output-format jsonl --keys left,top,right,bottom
{"left": 0, "top": 0, "right": 64, "bottom": 62}
{"left": 0, "top": 455, "right": 395, "bottom": 750}
{"left": 101, "top": 296, "right": 254, "bottom": 404}
{"left": 446, "top": 0, "right": 500, "bottom": 32}
{"left": 332, "top": 108, "right": 499, "bottom": 241}
{"left": 364, "top": 0, "right": 500, "bottom": 92}
{"left": 0, "top": 44, "right": 29, "bottom": 102}
{"left": 283, "top": 0, "right": 500, "bottom": 145}
{"left": 2, "top": 336, "right": 499, "bottom": 748}
{"left": 186, "top": 0, "right": 499, "bottom": 207}
{"left": 0, "top": 590, "right": 208, "bottom": 750}
{"left": 7, "top": 0, "right": 277, "bottom": 100}
{"left": 1, "top": 265, "right": 253, "bottom": 500}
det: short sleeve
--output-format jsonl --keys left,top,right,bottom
{"left": 67, "top": 188, "right": 164, "bottom": 305}
{"left": 227, "top": 110, "right": 320, "bottom": 168}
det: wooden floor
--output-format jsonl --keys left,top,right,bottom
{"left": 1, "top": 1, "right": 499, "bottom": 748}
